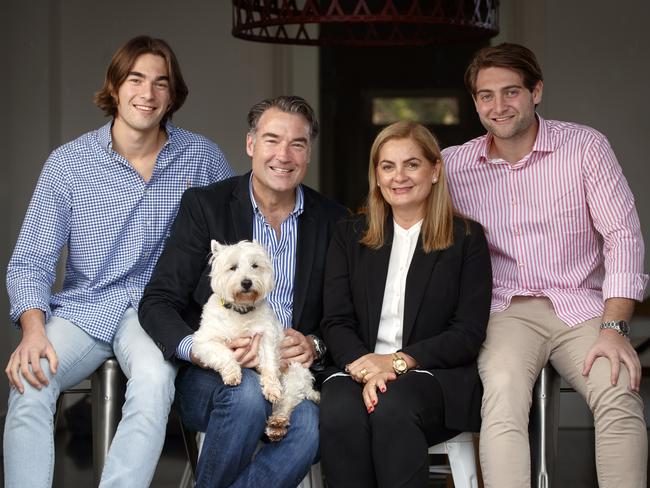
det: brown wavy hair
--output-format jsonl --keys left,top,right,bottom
{"left": 465, "top": 43, "right": 543, "bottom": 97}
{"left": 360, "top": 121, "right": 454, "bottom": 253}
{"left": 94, "top": 35, "right": 188, "bottom": 124}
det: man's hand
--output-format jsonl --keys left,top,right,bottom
{"left": 280, "top": 328, "right": 315, "bottom": 370}
{"left": 5, "top": 310, "right": 58, "bottom": 394}
{"left": 190, "top": 334, "right": 262, "bottom": 369}
{"left": 582, "top": 329, "right": 641, "bottom": 392}
{"left": 231, "top": 334, "right": 262, "bottom": 368}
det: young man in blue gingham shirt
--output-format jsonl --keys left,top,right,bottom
{"left": 4, "top": 36, "right": 233, "bottom": 488}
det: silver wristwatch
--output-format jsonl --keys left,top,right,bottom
{"left": 307, "top": 334, "right": 327, "bottom": 361}
{"left": 600, "top": 320, "right": 630, "bottom": 337}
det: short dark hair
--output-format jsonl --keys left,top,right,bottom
{"left": 247, "top": 95, "right": 319, "bottom": 140}
{"left": 465, "top": 43, "right": 543, "bottom": 96}
{"left": 94, "top": 35, "right": 188, "bottom": 124}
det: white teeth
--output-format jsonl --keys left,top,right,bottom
{"left": 134, "top": 105, "right": 155, "bottom": 111}
{"left": 271, "top": 167, "right": 291, "bottom": 173}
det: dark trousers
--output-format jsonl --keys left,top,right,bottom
{"left": 320, "top": 371, "right": 459, "bottom": 488}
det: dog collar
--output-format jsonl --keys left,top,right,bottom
{"left": 221, "top": 298, "right": 255, "bottom": 315}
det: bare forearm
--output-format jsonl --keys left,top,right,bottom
{"left": 602, "top": 297, "right": 635, "bottom": 323}
{"left": 19, "top": 309, "right": 47, "bottom": 336}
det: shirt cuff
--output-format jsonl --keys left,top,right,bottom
{"left": 176, "top": 335, "right": 194, "bottom": 362}
{"left": 602, "top": 272, "right": 649, "bottom": 302}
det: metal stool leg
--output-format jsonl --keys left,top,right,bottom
{"left": 91, "top": 358, "right": 127, "bottom": 487}
{"left": 530, "top": 364, "right": 561, "bottom": 488}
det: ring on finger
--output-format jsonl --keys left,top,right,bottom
{"left": 359, "top": 368, "right": 368, "bottom": 377}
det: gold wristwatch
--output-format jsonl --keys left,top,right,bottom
{"left": 392, "top": 353, "right": 408, "bottom": 375}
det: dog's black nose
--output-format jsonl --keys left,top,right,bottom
{"left": 241, "top": 279, "right": 252, "bottom": 290}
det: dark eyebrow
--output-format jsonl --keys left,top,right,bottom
{"left": 260, "top": 133, "right": 309, "bottom": 145}
{"left": 127, "top": 71, "right": 169, "bottom": 82}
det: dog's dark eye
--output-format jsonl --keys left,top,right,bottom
{"left": 229, "top": 265, "right": 238, "bottom": 271}
{"left": 251, "top": 263, "right": 258, "bottom": 269}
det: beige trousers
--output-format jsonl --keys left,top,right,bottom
{"left": 478, "top": 297, "right": 647, "bottom": 488}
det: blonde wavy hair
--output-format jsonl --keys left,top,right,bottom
{"left": 360, "top": 121, "right": 455, "bottom": 253}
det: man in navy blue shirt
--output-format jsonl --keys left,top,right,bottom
{"left": 4, "top": 35, "right": 233, "bottom": 487}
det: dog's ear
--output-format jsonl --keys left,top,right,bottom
{"left": 211, "top": 240, "right": 223, "bottom": 255}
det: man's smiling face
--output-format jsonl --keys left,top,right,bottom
{"left": 113, "top": 53, "right": 171, "bottom": 136}
{"left": 247, "top": 107, "right": 311, "bottom": 199}
{"left": 474, "top": 66, "right": 542, "bottom": 142}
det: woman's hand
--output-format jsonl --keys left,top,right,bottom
{"left": 345, "top": 353, "right": 393, "bottom": 383}
{"left": 362, "top": 371, "right": 397, "bottom": 412}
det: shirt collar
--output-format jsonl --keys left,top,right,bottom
{"left": 97, "top": 120, "right": 174, "bottom": 153}
{"left": 248, "top": 173, "right": 305, "bottom": 219}
{"left": 393, "top": 219, "right": 422, "bottom": 237}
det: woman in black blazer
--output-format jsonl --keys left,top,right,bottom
{"left": 319, "top": 121, "right": 492, "bottom": 488}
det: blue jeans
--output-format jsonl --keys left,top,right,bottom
{"left": 176, "top": 365, "right": 319, "bottom": 488}
{"left": 3, "top": 308, "right": 176, "bottom": 488}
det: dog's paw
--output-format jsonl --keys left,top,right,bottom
{"left": 220, "top": 364, "right": 242, "bottom": 386}
{"left": 265, "top": 415, "right": 289, "bottom": 442}
{"left": 261, "top": 376, "right": 282, "bottom": 403}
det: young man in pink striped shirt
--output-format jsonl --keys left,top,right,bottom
{"left": 443, "top": 43, "right": 648, "bottom": 488}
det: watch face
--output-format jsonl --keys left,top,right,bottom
{"left": 394, "top": 358, "right": 408, "bottom": 373}
{"left": 619, "top": 321, "right": 630, "bottom": 334}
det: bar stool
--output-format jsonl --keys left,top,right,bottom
{"left": 529, "top": 363, "right": 562, "bottom": 488}
{"left": 55, "top": 358, "right": 127, "bottom": 487}
{"left": 429, "top": 432, "right": 479, "bottom": 488}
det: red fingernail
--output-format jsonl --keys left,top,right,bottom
{"left": 367, "top": 406, "right": 374, "bottom": 413}
{"left": 372, "top": 399, "right": 377, "bottom": 405}
{"left": 380, "top": 387, "right": 386, "bottom": 393}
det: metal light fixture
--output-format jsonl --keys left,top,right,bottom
{"left": 232, "top": 0, "right": 499, "bottom": 47}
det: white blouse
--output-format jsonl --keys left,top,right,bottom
{"left": 374, "top": 219, "right": 422, "bottom": 354}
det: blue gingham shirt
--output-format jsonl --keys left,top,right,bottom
{"left": 176, "top": 178, "right": 304, "bottom": 361}
{"left": 7, "top": 120, "right": 234, "bottom": 343}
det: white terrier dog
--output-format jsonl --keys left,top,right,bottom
{"left": 193, "top": 240, "right": 320, "bottom": 441}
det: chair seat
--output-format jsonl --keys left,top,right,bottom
{"left": 428, "top": 432, "right": 478, "bottom": 488}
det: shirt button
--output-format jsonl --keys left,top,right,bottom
{"left": 518, "top": 262, "right": 525, "bottom": 267}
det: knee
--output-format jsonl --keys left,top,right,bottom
{"left": 586, "top": 366, "right": 645, "bottom": 423}
{"left": 7, "top": 382, "right": 58, "bottom": 421}
{"left": 481, "top": 369, "right": 529, "bottom": 402}
{"left": 370, "top": 392, "right": 413, "bottom": 430}
{"left": 222, "top": 369, "right": 267, "bottom": 419}
{"left": 129, "top": 363, "right": 176, "bottom": 406}
{"left": 479, "top": 370, "right": 532, "bottom": 423}
{"left": 320, "top": 386, "right": 363, "bottom": 436}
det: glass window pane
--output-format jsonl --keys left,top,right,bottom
{"left": 372, "top": 97, "right": 460, "bottom": 126}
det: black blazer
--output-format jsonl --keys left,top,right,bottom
{"left": 139, "top": 173, "right": 347, "bottom": 360}
{"left": 321, "top": 214, "right": 492, "bottom": 432}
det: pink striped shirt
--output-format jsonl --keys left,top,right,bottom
{"left": 443, "top": 116, "right": 648, "bottom": 326}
